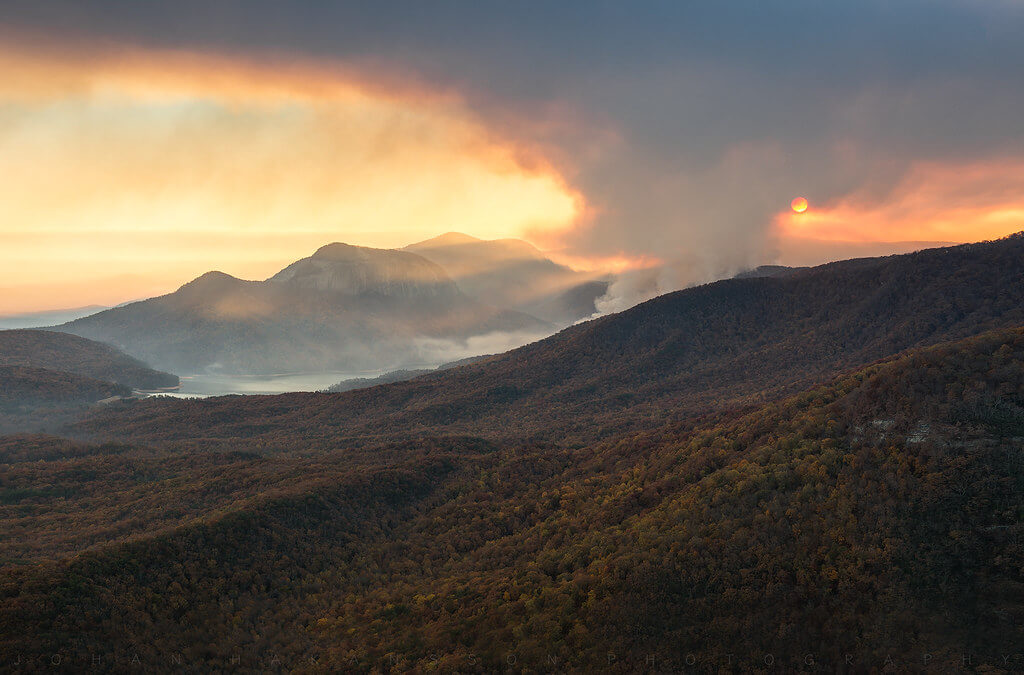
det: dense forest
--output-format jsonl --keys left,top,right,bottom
{"left": 0, "top": 367, "right": 130, "bottom": 434}
{"left": 0, "top": 331, "right": 176, "bottom": 434}
{"left": 3, "top": 237, "right": 1024, "bottom": 671}
{"left": 2, "top": 327, "right": 1023, "bottom": 671}
{"left": 0, "top": 367, "right": 128, "bottom": 409}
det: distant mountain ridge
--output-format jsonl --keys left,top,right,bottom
{"left": 0, "top": 306, "right": 108, "bottom": 330}
{"left": 270, "top": 243, "right": 462, "bottom": 300}
{"left": 57, "top": 242, "right": 549, "bottom": 374}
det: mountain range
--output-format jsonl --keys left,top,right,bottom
{"left": 45, "top": 233, "right": 776, "bottom": 379}
{"left": 79, "top": 234, "right": 1024, "bottom": 448}
{"left": 3, "top": 235, "right": 1024, "bottom": 669}
{"left": 56, "top": 240, "right": 556, "bottom": 375}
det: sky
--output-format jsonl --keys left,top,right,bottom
{"left": 2, "top": 1, "right": 1024, "bottom": 313}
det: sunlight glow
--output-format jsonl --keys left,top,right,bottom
{"left": 775, "top": 160, "right": 1024, "bottom": 246}
{"left": 0, "top": 44, "right": 583, "bottom": 313}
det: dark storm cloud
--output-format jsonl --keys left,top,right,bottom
{"left": 5, "top": 0, "right": 1024, "bottom": 271}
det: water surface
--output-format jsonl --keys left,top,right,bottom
{"left": 158, "top": 370, "right": 390, "bottom": 398}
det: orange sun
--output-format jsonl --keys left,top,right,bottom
{"left": 791, "top": 197, "right": 809, "bottom": 213}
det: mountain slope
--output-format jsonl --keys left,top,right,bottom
{"left": 0, "top": 367, "right": 130, "bottom": 435}
{"left": 406, "top": 232, "right": 608, "bottom": 323}
{"left": 0, "top": 329, "right": 177, "bottom": 390}
{"left": 0, "top": 330, "right": 174, "bottom": 434}
{"left": 733, "top": 263, "right": 805, "bottom": 279}
{"left": 0, "top": 367, "right": 128, "bottom": 409}
{"left": 270, "top": 242, "right": 462, "bottom": 301}
{"left": 58, "top": 243, "right": 548, "bottom": 374}
{"left": 5, "top": 326, "right": 1023, "bottom": 669}
{"left": 78, "top": 234, "right": 1024, "bottom": 447}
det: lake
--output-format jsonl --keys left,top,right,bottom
{"left": 156, "top": 370, "right": 392, "bottom": 398}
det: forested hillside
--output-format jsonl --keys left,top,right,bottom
{"left": 0, "top": 367, "right": 127, "bottom": 409}
{"left": 0, "top": 330, "right": 177, "bottom": 391}
{"left": 0, "top": 330, "right": 176, "bottom": 434}
{"left": 3, "top": 327, "right": 1023, "bottom": 670}
{"left": 77, "top": 234, "right": 1024, "bottom": 448}
{"left": 6, "top": 237, "right": 1024, "bottom": 671}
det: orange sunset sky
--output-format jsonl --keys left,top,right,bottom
{"left": 0, "top": 46, "right": 583, "bottom": 313}
{"left": 2, "top": 4, "right": 1024, "bottom": 314}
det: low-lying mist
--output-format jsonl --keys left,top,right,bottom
{"left": 592, "top": 256, "right": 758, "bottom": 316}
{"left": 410, "top": 328, "right": 555, "bottom": 366}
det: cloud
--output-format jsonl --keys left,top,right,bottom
{"left": 775, "top": 158, "right": 1024, "bottom": 244}
{"left": 0, "top": 44, "right": 581, "bottom": 312}
{"left": 411, "top": 329, "right": 553, "bottom": 367}
{"left": 3, "top": 1, "right": 1024, "bottom": 311}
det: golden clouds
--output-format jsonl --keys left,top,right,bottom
{"left": 0, "top": 43, "right": 582, "bottom": 312}
{"left": 775, "top": 159, "right": 1024, "bottom": 247}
